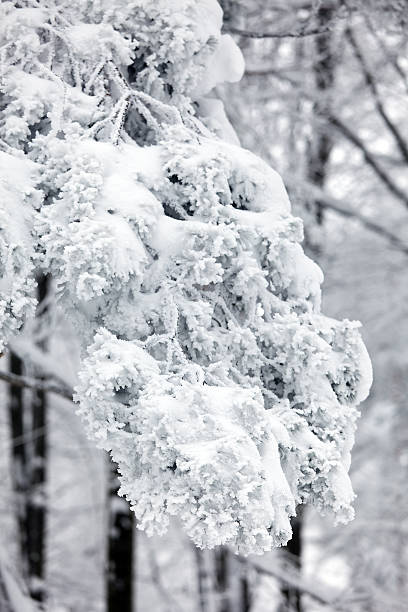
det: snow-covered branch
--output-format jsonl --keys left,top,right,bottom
{"left": 0, "top": 0, "right": 371, "bottom": 554}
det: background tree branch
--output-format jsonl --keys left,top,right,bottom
{"left": 0, "top": 370, "right": 73, "bottom": 401}
{"left": 284, "top": 178, "right": 408, "bottom": 255}
{"left": 345, "top": 27, "right": 408, "bottom": 164}
{"left": 224, "top": 25, "right": 333, "bottom": 39}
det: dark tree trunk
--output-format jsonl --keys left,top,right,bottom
{"left": 8, "top": 351, "right": 28, "bottom": 576}
{"left": 239, "top": 559, "right": 251, "bottom": 612}
{"left": 196, "top": 549, "right": 207, "bottom": 612}
{"left": 107, "top": 460, "right": 134, "bottom": 612}
{"left": 26, "top": 381, "right": 47, "bottom": 602}
{"left": 26, "top": 274, "right": 49, "bottom": 603}
{"left": 195, "top": 549, "right": 214, "bottom": 612}
{"left": 305, "top": 2, "right": 336, "bottom": 245}
{"left": 280, "top": 506, "right": 304, "bottom": 612}
{"left": 214, "top": 547, "right": 231, "bottom": 612}
{"left": 214, "top": 549, "right": 251, "bottom": 612}
{"left": 8, "top": 275, "right": 49, "bottom": 604}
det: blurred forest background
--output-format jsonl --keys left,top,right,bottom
{"left": 1, "top": 1, "right": 407, "bottom": 611}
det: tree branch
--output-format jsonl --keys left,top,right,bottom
{"left": 9, "top": 337, "right": 77, "bottom": 389}
{"left": 238, "top": 557, "right": 348, "bottom": 610}
{"left": 0, "top": 554, "right": 39, "bottom": 612}
{"left": 224, "top": 25, "right": 332, "bottom": 39}
{"left": 245, "top": 67, "right": 286, "bottom": 78}
{"left": 0, "top": 566, "right": 12, "bottom": 612}
{"left": 285, "top": 177, "right": 408, "bottom": 255}
{"left": 319, "top": 197, "right": 408, "bottom": 254}
{"left": 0, "top": 370, "right": 73, "bottom": 401}
{"left": 363, "top": 15, "right": 408, "bottom": 95}
{"left": 328, "top": 114, "right": 408, "bottom": 209}
{"left": 346, "top": 27, "right": 408, "bottom": 164}
{"left": 245, "top": 65, "right": 408, "bottom": 210}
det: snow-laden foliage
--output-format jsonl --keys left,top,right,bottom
{"left": 0, "top": 0, "right": 372, "bottom": 553}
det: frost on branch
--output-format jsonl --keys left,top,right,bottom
{"left": 1, "top": 0, "right": 371, "bottom": 554}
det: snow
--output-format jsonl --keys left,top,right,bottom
{"left": 197, "top": 97, "right": 241, "bottom": 145}
{"left": 352, "top": 336, "right": 373, "bottom": 404}
{"left": 0, "top": 5, "right": 46, "bottom": 33}
{"left": 65, "top": 24, "right": 133, "bottom": 66}
{"left": 192, "top": 33, "right": 245, "bottom": 97}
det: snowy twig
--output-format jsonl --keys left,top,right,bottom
{"left": 40, "top": 24, "right": 81, "bottom": 88}
{"left": 106, "top": 62, "right": 182, "bottom": 126}
{"left": 87, "top": 62, "right": 183, "bottom": 141}
{"left": 111, "top": 96, "right": 131, "bottom": 145}
{"left": 85, "top": 59, "right": 106, "bottom": 95}
{"left": 86, "top": 94, "right": 130, "bottom": 139}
